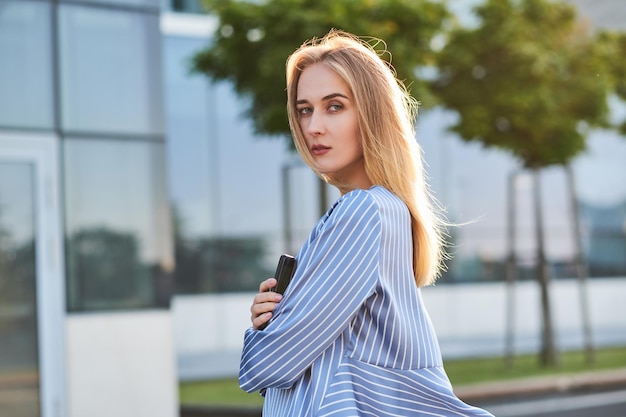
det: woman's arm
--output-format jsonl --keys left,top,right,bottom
{"left": 239, "top": 190, "right": 381, "bottom": 393}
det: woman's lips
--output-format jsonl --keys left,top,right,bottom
{"left": 312, "top": 144, "right": 330, "bottom": 156}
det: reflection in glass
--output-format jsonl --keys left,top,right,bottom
{"left": 164, "top": 36, "right": 215, "bottom": 240}
{"left": 167, "top": 0, "right": 205, "bottom": 13}
{"left": 419, "top": 109, "right": 626, "bottom": 283}
{"left": 582, "top": 201, "right": 626, "bottom": 277}
{"left": 64, "top": 139, "right": 173, "bottom": 311}
{"left": 73, "top": 0, "right": 160, "bottom": 8}
{"left": 164, "top": 36, "right": 274, "bottom": 293}
{"left": 59, "top": 5, "right": 163, "bottom": 135}
{"left": 0, "top": 1, "right": 53, "bottom": 128}
{"left": 0, "top": 162, "right": 41, "bottom": 417}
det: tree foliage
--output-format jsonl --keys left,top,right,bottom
{"left": 431, "top": 0, "right": 611, "bottom": 169}
{"left": 192, "top": 0, "right": 450, "bottom": 138}
{"left": 597, "top": 31, "right": 626, "bottom": 135}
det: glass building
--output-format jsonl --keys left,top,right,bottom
{"left": 0, "top": 0, "right": 624, "bottom": 416}
{"left": 0, "top": 1, "right": 174, "bottom": 416}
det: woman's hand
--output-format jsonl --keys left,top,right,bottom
{"left": 250, "top": 278, "right": 283, "bottom": 330}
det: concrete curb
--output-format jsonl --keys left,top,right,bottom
{"left": 455, "top": 367, "right": 626, "bottom": 402}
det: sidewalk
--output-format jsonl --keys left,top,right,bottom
{"left": 455, "top": 367, "right": 626, "bottom": 402}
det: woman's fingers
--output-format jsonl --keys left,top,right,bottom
{"left": 252, "top": 312, "right": 273, "bottom": 330}
{"left": 251, "top": 299, "right": 279, "bottom": 330}
{"left": 259, "top": 277, "right": 278, "bottom": 293}
{"left": 250, "top": 297, "right": 281, "bottom": 318}
{"left": 250, "top": 278, "right": 283, "bottom": 329}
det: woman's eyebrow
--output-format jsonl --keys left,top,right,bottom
{"left": 296, "top": 92, "right": 349, "bottom": 105}
{"left": 322, "top": 93, "right": 349, "bottom": 101}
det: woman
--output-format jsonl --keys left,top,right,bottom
{"left": 239, "top": 30, "right": 494, "bottom": 416}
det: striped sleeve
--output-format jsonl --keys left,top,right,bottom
{"left": 239, "top": 189, "right": 381, "bottom": 393}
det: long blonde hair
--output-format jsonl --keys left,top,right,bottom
{"left": 286, "top": 30, "right": 446, "bottom": 287}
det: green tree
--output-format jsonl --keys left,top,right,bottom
{"left": 431, "top": 0, "right": 612, "bottom": 367}
{"left": 192, "top": 0, "right": 450, "bottom": 138}
{"left": 597, "top": 31, "right": 626, "bottom": 134}
{"left": 192, "top": 0, "right": 450, "bottom": 215}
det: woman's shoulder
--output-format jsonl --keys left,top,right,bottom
{"left": 341, "top": 185, "right": 397, "bottom": 202}
{"left": 364, "top": 186, "right": 406, "bottom": 210}
{"left": 325, "top": 186, "right": 405, "bottom": 221}
{"left": 335, "top": 186, "right": 402, "bottom": 210}
{"left": 328, "top": 187, "right": 377, "bottom": 218}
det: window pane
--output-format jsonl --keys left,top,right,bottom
{"left": 59, "top": 5, "right": 163, "bottom": 135}
{"left": 0, "top": 162, "right": 41, "bottom": 417}
{"left": 419, "top": 108, "right": 626, "bottom": 283}
{"left": 576, "top": 134, "right": 626, "bottom": 277}
{"left": 73, "top": 0, "right": 161, "bottom": 9}
{"left": 168, "top": 0, "right": 205, "bottom": 13}
{"left": 64, "top": 139, "right": 173, "bottom": 311}
{"left": 0, "top": 1, "right": 53, "bottom": 129}
{"left": 164, "top": 36, "right": 263, "bottom": 293}
{"left": 164, "top": 36, "right": 215, "bottom": 239}
{"left": 164, "top": 35, "right": 285, "bottom": 293}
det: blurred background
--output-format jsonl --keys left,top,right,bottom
{"left": 0, "top": 0, "right": 624, "bottom": 416}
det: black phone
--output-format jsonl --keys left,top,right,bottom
{"left": 259, "top": 254, "right": 296, "bottom": 330}
{"left": 270, "top": 254, "right": 297, "bottom": 295}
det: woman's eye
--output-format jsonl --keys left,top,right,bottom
{"left": 329, "top": 104, "right": 342, "bottom": 112}
{"left": 297, "top": 107, "right": 312, "bottom": 116}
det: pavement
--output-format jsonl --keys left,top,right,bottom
{"left": 180, "top": 367, "right": 626, "bottom": 417}
{"left": 455, "top": 367, "right": 626, "bottom": 402}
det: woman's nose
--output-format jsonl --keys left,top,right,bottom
{"left": 306, "top": 112, "right": 325, "bottom": 136}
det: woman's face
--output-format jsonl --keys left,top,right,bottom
{"left": 296, "top": 63, "right": 371, "bottom": 193}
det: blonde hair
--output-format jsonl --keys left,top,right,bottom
{"left": 286, "top": 30, "right": 446, "bottom": 287}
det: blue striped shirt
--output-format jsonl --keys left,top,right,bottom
{"left": 240, "top": 186, "right": 493, "bottom": 416}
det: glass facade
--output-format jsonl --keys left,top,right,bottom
{"left": 75, "top": 0, "right": 161, "bottom": 9}
{"left": 64, "top": 139, "right": 173, "bottom": 311}
{"left": 55, "top": 0, "right": 172, "bottom": 311}
{"left": 0, "top": 0, "right": 173, "bottom": 312}
{"left": 0, "top": 1, "right": 53, "bottom": 129}
{"left": 59, "top": 4, "right": 164, "bottom": 135}
{"left": 419, "top": 108, "right": 626, "bottom": 283}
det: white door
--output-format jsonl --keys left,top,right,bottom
{"left": 0, "top": 132, "right": 65, "bottom": 417}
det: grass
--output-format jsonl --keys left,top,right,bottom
{"left": 179, "top": 345, "right": 626, "bottom": 407}
{"left": 445, "top": 345, "right": 626, "bottom": 385}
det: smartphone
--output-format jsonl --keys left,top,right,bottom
{"left": 270, "top": 254, "right": 297, "bottom": 295}
{"left": 259, "top": 254, "right": 296, "bottom": 330}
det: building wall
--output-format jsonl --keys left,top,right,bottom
{"left": 1, "top": 1, "right": 178, "bottom": 416}
{"left": 66, "top": 312, "right": 178, "bottom": 417}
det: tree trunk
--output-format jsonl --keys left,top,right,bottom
{"left": 565, "top": 164, "right": 595, "bottom": 365}
{"left": 505, "top": 170, "right": 519, "bottom": 368}
{"left": 532, "top": 168, "right": 558, "bottom": 367}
